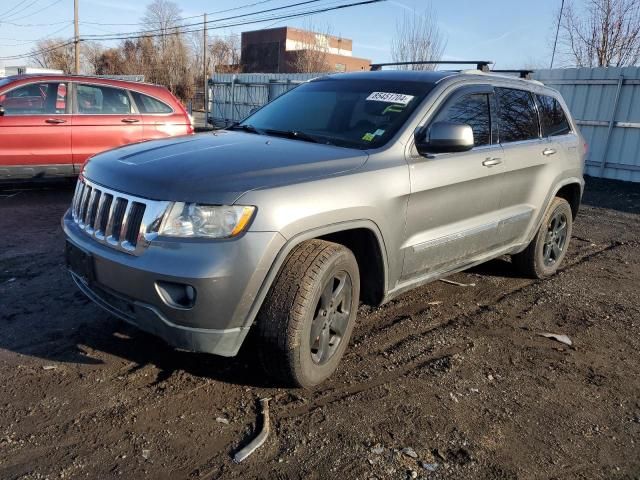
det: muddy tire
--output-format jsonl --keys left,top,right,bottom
{"left": 255, "top": 239, "right": 360, "bottom": 388}
{"left": 512, "top": 197, "right": 573, "bottom": 279}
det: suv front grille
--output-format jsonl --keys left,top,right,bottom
{"left": 70, "top": 177, "right": 169, "bottom": 255}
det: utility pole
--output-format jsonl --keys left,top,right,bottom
{"left": 74, "top": 0, "right": 80, "bottom": 74}
{"left": 203, "top": 13, "right": 208, "bottom": 123}
{"left": 550, "top": 0, "right": 565, "bottom": 69}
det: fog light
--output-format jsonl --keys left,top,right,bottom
{"left": 155, "top": 281, "right": 197, "bottom": 309}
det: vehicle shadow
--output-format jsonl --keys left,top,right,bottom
{"left": 80, "top": 317, "right": 275, "bottom": 388}
{"left": 466, "top": 257, "right": 523, "bottom": 279}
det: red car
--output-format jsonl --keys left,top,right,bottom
{"left": 0, "top": 75, "right": 194, "bottom": 180}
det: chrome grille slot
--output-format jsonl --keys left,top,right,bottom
{"left": 79, "top": 185, "right": 92, "bottom": 225}
{"left": 108, "top": 198, "right": 128, "bottom": 243}
{"left": 86, "top": 189, "right": 101, "bottom": 232}
{"left": 95, "top": 194, "right": 113, "bottom": 238}
{"left": 125, "top": 202, "right": 146, "bottom": 247}
{"left": 68, "top": 177, "right": 169, "bottom": 256}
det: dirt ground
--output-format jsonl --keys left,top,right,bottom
{"left": 0, "top": 177, "right": 639, "bottom": 480}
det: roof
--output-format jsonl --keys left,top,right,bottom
{"left": 315, "top": 69, "right": 455, "bottom": 83}
{"left": 0, "top": 74, "right": 159, "bottom": 89}
{"left": 314, "top": 69, "right": 549, "bottom": 91}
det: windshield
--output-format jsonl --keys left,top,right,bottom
{"left": 238, "top": 78, "right": 434, "bottom": 149}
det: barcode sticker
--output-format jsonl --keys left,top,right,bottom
{"left": 366, "top": 92, "right": 415, "bottom": 105}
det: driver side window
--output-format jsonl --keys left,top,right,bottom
{"left": 433, "top": 93, "right": 491, "bottom": 147}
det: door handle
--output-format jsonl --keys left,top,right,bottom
{"left": 542, "top": 148, "right": 556, "bottom": 156}
{"left": 45, "top": 118, "right": 66, "bottom": 124}
{"left": 121, "top": 118, "right": 140, "bottom": 123}
{"left": 482, "top": 157, "right": 502, "bottom": 167}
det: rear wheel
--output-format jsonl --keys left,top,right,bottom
{"left": 256, "top": 239, "right": 360, "bottom": 388}
{"left": 512, "top": 197, "right": 573, "bottom": 278}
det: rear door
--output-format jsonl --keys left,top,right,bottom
{"left": 0, "top": 80, "right": 72, "bottom": 178}
{"left": 496, "top": 87, "right": 562, "bottom": 244}
{"left": 129, "top": 89, "right": 190, "bottom": 140}
{"left": 402, "top": 86, "right": 506, "bottom": 279}
{"left": 71, "top": 82, "right": 142, "bottom": 168}
{"left": 535, "top": 93, "right": 574, "bottom": 163}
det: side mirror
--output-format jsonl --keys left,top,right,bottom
{"left": 415, "top": 121, "right": 474, "bottom": 155}
{"left": 0, "top": 105, "right": 4, "bottom": 116}
{"left": 248, "top": 107, "right": 259, "bottom": 116}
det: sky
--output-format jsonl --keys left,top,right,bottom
{"left": 0, "top": 0, "right": 566, "bottom": 69}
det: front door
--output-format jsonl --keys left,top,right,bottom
{"left": 0, "top": 81, "right": 72, "bottom": 178}
{"left": 72, "top": 82, "right": 142, "bottom": 169}
{"left": 402, "top": 87, "right": 506, "bottom": 279}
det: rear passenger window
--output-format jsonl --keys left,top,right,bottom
{"left": 433, "top": 93, "right": 491, "bottom": 146}
{"left": 536, "top": 94, "right": 571, "bottom": 136}
{"left": 496, "top": 88, "right": 539, "bottom": 143}
{"left": 77, "top": 84, "right": 132, "bottom": 114}
{"left": 131, "top": 92, "right": 173, "bottom": 114}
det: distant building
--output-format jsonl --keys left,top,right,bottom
{"left": 1, "top": 66, "right": 63, "bottom": 77}
{"left": 241, "top": 27, "right": 371, "bottom": 73}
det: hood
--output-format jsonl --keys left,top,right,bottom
{"left": 82, "top": 131, "right": 368, "bottom": 204}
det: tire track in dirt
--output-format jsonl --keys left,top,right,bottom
{"left": 273, "top": 239, "right": 629, "bottom": 422}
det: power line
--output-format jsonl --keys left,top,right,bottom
{"left": 84, "top": 0, "right": 384, "bottom": 43}
{"left": 0, "top": 0, "right": 63, "bottom": 24}
{"left": 0, "top": 21, "right": 71, "bottom": 46}
{"left": 81, "top": 0, "right": 327, "bottom": 40}
{"left": 0, "top": 0, "right": 385, "bottom": 61}
{"left": 0, "top": 0, "right": 34, "bottom": 19}
{"left": 79, "top": 0, "right": 281, "bottom": 27}
{"left": 1, "top": 0, "right": 280, "bottom": 28}
{"left": 0, "top": 0, "right": 40, "bottom": 21}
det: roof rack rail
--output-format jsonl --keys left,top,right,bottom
{"left": 491, "top": 69, "right": 534, "bottom": 79}
{"left": 370, "top": 60, "right": 493, "bottom": 72}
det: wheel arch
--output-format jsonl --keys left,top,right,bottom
{"left": 242, "top": 220, "right": 389, "bottom": 329}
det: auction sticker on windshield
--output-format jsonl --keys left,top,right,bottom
{"left": 366, "top": 92, "right": 415, "bottom": 105}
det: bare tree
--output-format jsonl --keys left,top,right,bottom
{"left": 390, "top": 6, "right": 447, "bottom": 70}
{"left": 81, "top": 41, "right": 105, "bottom": 74}
{"left": 30, "top": 39, "right": 75, "bottom": 72}
{"left": 287, "top": 23, "right": 334, "bottom": 73}
{"left": 559, "top": 0, "right": 640, "bottom": 67}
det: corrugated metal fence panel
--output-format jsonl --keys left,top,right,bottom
{"left": 208, "top": 73, "right": 322, "bottom": 127}
{"left": 534, "top": 67, "right": 640, "bottom": 182}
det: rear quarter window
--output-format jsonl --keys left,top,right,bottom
{"left": 131, "top": 91, "right": 173, "bottom": 114}
{"left": 536, "top": 94, "right": 571, "bottom": 137}
{"left": 496, "top": 87, "right": 539, "bottom": 143}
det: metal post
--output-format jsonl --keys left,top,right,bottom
{"left": 203, "top": 13, "right": 208, "bottom": 126}
{"left": 600, "top": 74, "right": 624, "bottom": 177}
{"left": 74, "top": 0, "right": 80, "bottom": 74}
{"left": 230, "top": 76, "right": 236, "bottom": 126}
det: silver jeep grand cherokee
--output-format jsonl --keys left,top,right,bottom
{"left": 63, "top": 68, "right": 585, "bottom": 387}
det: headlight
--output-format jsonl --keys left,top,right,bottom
{"left": 159, "top": 203, "right": 255, "bottom": 238}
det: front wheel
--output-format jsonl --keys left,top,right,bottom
{"left": 256, "top": 239, "right": 360, "bottom": 388}
{"left": 512, "top": 197, "right": 573, "bottom": 278}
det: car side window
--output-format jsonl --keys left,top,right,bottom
{"left": 0, "top": 82, "right": 67, "bottom": 116}
{"left": 131, "top": 91, "right": 173, "bottom": 114}
{"left": 496, "top": 88, "right": 539, "bottom": 143}
{"left": 76, "top": 84, "right": 132, "bottom": 115}
{"left": 536, "top": 94, "right": 571, "bottom": 137}
{"left": 433, "top": 93, "right": 491, "bottom": 146}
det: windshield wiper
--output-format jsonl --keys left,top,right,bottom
{"left": 263, "top": 129, "right": 328, "bottom": 144}
{"left": 227, "top": 123, "right": 264, "bottom": 135}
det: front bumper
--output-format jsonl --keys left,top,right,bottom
{"left": 63, "top": 209, "right": 286, "bottom": 357}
